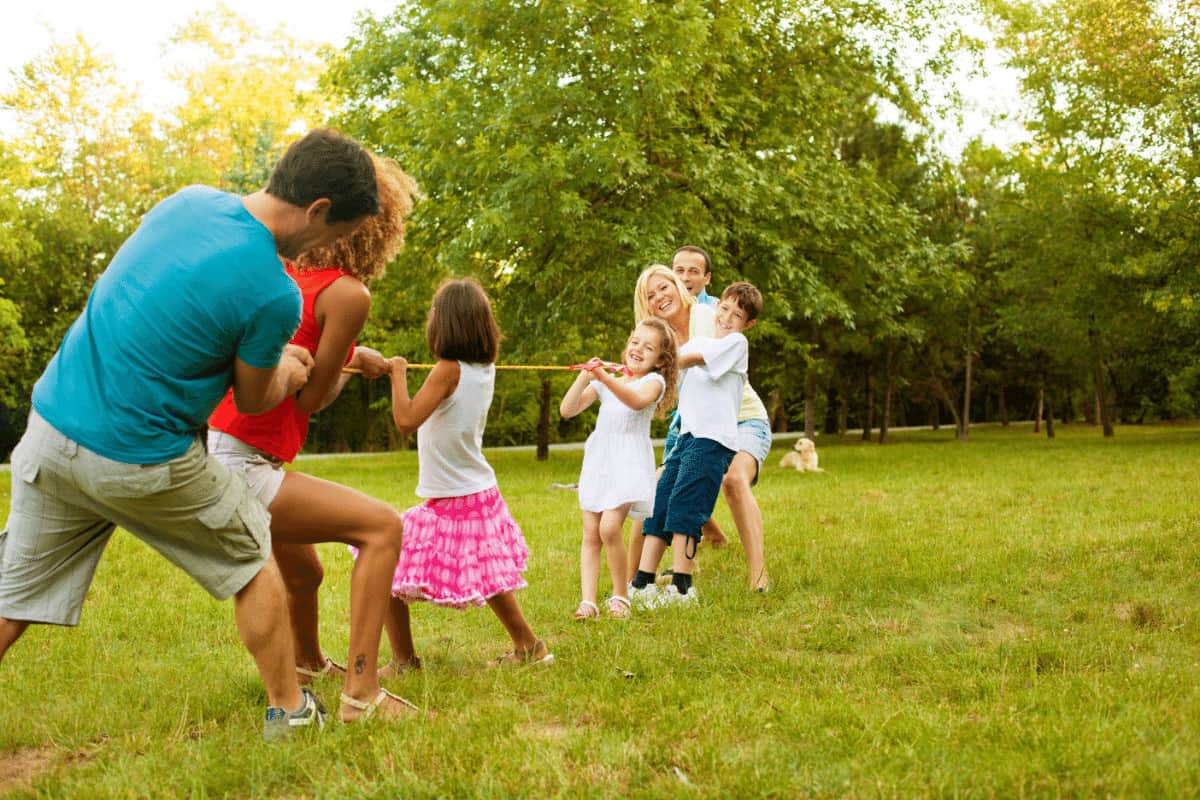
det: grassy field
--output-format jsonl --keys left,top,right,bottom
{"left": 1, "top": 422, "right": 1197, "bottom": 798}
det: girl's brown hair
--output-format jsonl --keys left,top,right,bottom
{"left": 632, "top": 317, "right": 679, "bottom": 418}
{"left": 426, "top": 277, "right": 501, "bottom": 364}
{"left": 293, "top": 153, "right": 419, "bottom": 282}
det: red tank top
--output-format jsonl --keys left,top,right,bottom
{"left": 208, "top": 264, "right": 357, "bottom": 462}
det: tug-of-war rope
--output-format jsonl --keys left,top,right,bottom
{"left": 342, "top": 359, "right": 630, "bottom": 375}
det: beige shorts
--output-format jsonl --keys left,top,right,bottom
{"left": 206, "top": 431, "right": 286, "bottom": 508}
{"left": 0, "top": 411, "right": 272, "bottom": 626}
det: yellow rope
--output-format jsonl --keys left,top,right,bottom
{"left": 342, "top": 363, "right": 574, "bottom": 374}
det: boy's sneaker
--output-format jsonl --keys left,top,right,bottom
{"left": 263, "top": 687, "right": 326, "bottom": 741}
{"left": 657, "top": 585, "right": 699, "bottom": 607}
{"left": 628, "top": 582, "right": 660, "bottom": 609}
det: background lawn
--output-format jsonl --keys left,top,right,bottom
{"left": 1, "top": 423, "right": 1197, "bottom": 798}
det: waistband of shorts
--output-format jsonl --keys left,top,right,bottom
{"left": 207, "top": 430, "right": 285, "bottom": 466}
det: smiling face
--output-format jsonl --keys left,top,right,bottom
{"left": 672, "top": 250, "right": 711, "bottom": 297}
{"left": 623, "top": 323, "right": 665, "bottom": 376}
{"left": 715, "top": 295, "right": 755, "bottom": 338}
{"left": 644, "top": 274, "right": 686, "bottom": 321}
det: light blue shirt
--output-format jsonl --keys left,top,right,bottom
{"left": 33, "top": 186, "right": 301, "bottom": 463}
{"left": 695, "top": 288, "right": 719, "bottom": 307}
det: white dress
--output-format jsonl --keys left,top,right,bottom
{"left": 577, "top": 372, "right": 666, "bottom": 519}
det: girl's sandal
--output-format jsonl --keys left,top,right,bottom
{"left": 494, "top": 639, "right": 555, "bottom": 666}
{"left": 295, "top": 656, "right": 346, "bottom": 686}
{"left": 606, "top": 595, "right": 632, "bottom": 619}
{"left": 339, "top": 688, "right": 421, "bottom": 722}
{"left": 573, "top": 600, "right": 600, "bottom": 621}
{"left": 378, "top": 655, "right": 423, "bottom": 680}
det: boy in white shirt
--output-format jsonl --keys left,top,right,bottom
{"left": 629, "top": 282, "right": 763, "bottom": 607}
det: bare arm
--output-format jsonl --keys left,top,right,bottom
{"left": 232, "top": 345, "right": 314, "bottom": 415}
{"left": 390, "top": 357, "right": 460, "bottom": 435}
{"left": 591, "top": 368, "right": 662, "bottom": 412}
{"left": 678, "top": 351, "right": 705, "bottom": 369}
{"left": 559, "top": 370, "right": 598, "bottom": 419}
{"left": 294, "top": 277, "right": 375, "bottom": 414}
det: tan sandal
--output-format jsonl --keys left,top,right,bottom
{"left": 606, "top": 596, "right": 631, "bottom": 619}
{"left": 339, "top": 688, "right": 421, "bottom": 722}
{"left": 494, "top": 639, "right": 555, "bottom": 667}
{"left": 573, "top": 600, "right": 599, "bottom": 621}
{"left": 295, "top": 656, "right": 346, "bottom": 686}
{"left": 378, "top": 655, "right": 423, "bottom": 680}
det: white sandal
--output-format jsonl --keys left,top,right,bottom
{"left": 606, "top": 595, "right": 631, "bottom": 619}
{"left": 573, "top": 600, "right": 600, "bottom": 620}
{"left": 296, "top": 656, "right": 345, "bottom": 685}
{"left": 339, "top": 688, "right": 420, "bottom": 722}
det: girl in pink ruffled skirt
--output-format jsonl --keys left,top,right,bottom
{"left": 383, "top": 278, "right": 553, "bottom": 666}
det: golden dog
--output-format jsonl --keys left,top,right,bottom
{"left": 779, "top": 437, "right": 821, "bottom": 472}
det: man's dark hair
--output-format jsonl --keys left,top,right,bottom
{"left": 673, "top": 244, "right": 712, "bottom": 275}
{"left": 266, "top": 129, "right": 380, "bottom": 223}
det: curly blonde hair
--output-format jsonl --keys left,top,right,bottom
{"left": 293, "top": 153, "right": 419, "bottom": 282}
{"left": 631, "top": 317, "right": 679, "bottom": 418}
{"left": 633, "top": 263, "right": 695, "bottom": 323}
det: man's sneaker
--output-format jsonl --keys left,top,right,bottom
{"left": 657, "top": 585, "right": 699, "bottom": 607}
{"left": 628, "top": 582, "right": 660, "bottom": 609}
{"left": 263, "top": 687, "right": 327, "bottom": 741}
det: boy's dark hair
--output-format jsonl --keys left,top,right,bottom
{"left": 426, "top": 277, "right": 502, "bottom": 364}
{"left": 672, "top": 244, "right": 711, "bottom": 275}
{"left": 721, "top": 281, "right": 763, "bottom": 322}
{"left": 266, "top": 129, "right": 380, "bottom": 223}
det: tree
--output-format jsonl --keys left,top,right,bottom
{"left": 326, "top": 0, "right": 960, "bottom": 454}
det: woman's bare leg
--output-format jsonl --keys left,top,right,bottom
{"left": 269, "top": 471, "right": 415, "bottom": 720}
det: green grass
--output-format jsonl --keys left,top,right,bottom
{"left": 1, "top": 423, "right": 1198, "bottom": 798}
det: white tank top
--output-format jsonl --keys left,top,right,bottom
{"left": 415, "top": 361, "right": 497, "bottom": 498}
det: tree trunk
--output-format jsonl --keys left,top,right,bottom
{"left": 804, "top": 370, "right": 816, "bottom": 440}
{"left": 1044, "top": 387, "right": 1055, "bottom": 439}
{"left": 958, "top": 326, "right": 972, "bottom": 442}
{"left": 1095, "top": 358, "right": 1115, "bottom": 437}
{"left": 998, "top": 384, "right": 1009, "bottom": 426}
{"left": 768, "top": 387, "right": 788, "bottom": 432}
{"left": 536, "top": 376, "right": 551, "bottom": 460}
{"left": 861, "top": 362, "right": 874, "bottom": 442}
{"left": 879, "top": 349, "right": 894, "bottom": 445}
{"left": 1034, "top": 385, "right": 1044, "bottom": 434}
{"left": 837, "top": 392, "right": 848, "bottom": 436}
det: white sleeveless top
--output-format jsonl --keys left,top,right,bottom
{"left": 415, "top": 361, "right": 497, "bottom": 498}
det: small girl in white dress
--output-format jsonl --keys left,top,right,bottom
{"left": 559, "top": 318, "right": 678, "bottom": 619}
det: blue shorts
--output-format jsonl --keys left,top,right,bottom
{"left": 662, "top": 415, "right": 771, "bottom": 487}
{"left": 643, "top": 434, "right": 736, "bottom": 543}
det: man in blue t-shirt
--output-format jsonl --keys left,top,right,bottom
{"left": 0, "top": 128, "right": 379, "bottom": 740}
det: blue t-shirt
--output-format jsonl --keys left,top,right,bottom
{"left": 33, "top": 186, "right": 301, "bottom": 463}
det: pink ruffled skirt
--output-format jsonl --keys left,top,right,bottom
{"left": 390, "top": 485, "right": 529, "bottom": 609}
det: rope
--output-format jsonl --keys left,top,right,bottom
{"left": 342, "top": 360, "right": 627, "bottom": 375}
{"left": 343, "top": 363, "right": 574, "bottom": 374}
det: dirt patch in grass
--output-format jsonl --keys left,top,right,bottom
{"left": 0, "top": 746, "right": 57, "bottom": 794}
{"left": 0, "top": 738, "right": 103, "bottom": 794}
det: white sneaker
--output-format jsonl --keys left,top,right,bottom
{"left": 628, "top": 583, "right": 660, "bottom": 609}
{"left": 657, "top": 585, "right": 699, "bottom": 607}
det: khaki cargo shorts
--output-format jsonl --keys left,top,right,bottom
{"left": 0, "top": 411, "right": 272, "bottom": 626}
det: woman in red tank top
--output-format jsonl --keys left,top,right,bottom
{"left": 208, "top": 154, "right": 422, "bottom": 722}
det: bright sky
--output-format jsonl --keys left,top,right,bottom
{"left": 1, "top": 1, "right": 396, "bottom": 110}
{"left": 1, "top": 1, "right": 1026, "bottom": 158}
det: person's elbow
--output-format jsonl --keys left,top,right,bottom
{"left": 392, "top": 413, "right": 420, "bottom": 436}
{"left": 232, "top": 388, "right": 273, "bottom": 415}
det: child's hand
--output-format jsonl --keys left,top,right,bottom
{"left": 388, "top": 356, "right": 408, "bottom": 378}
